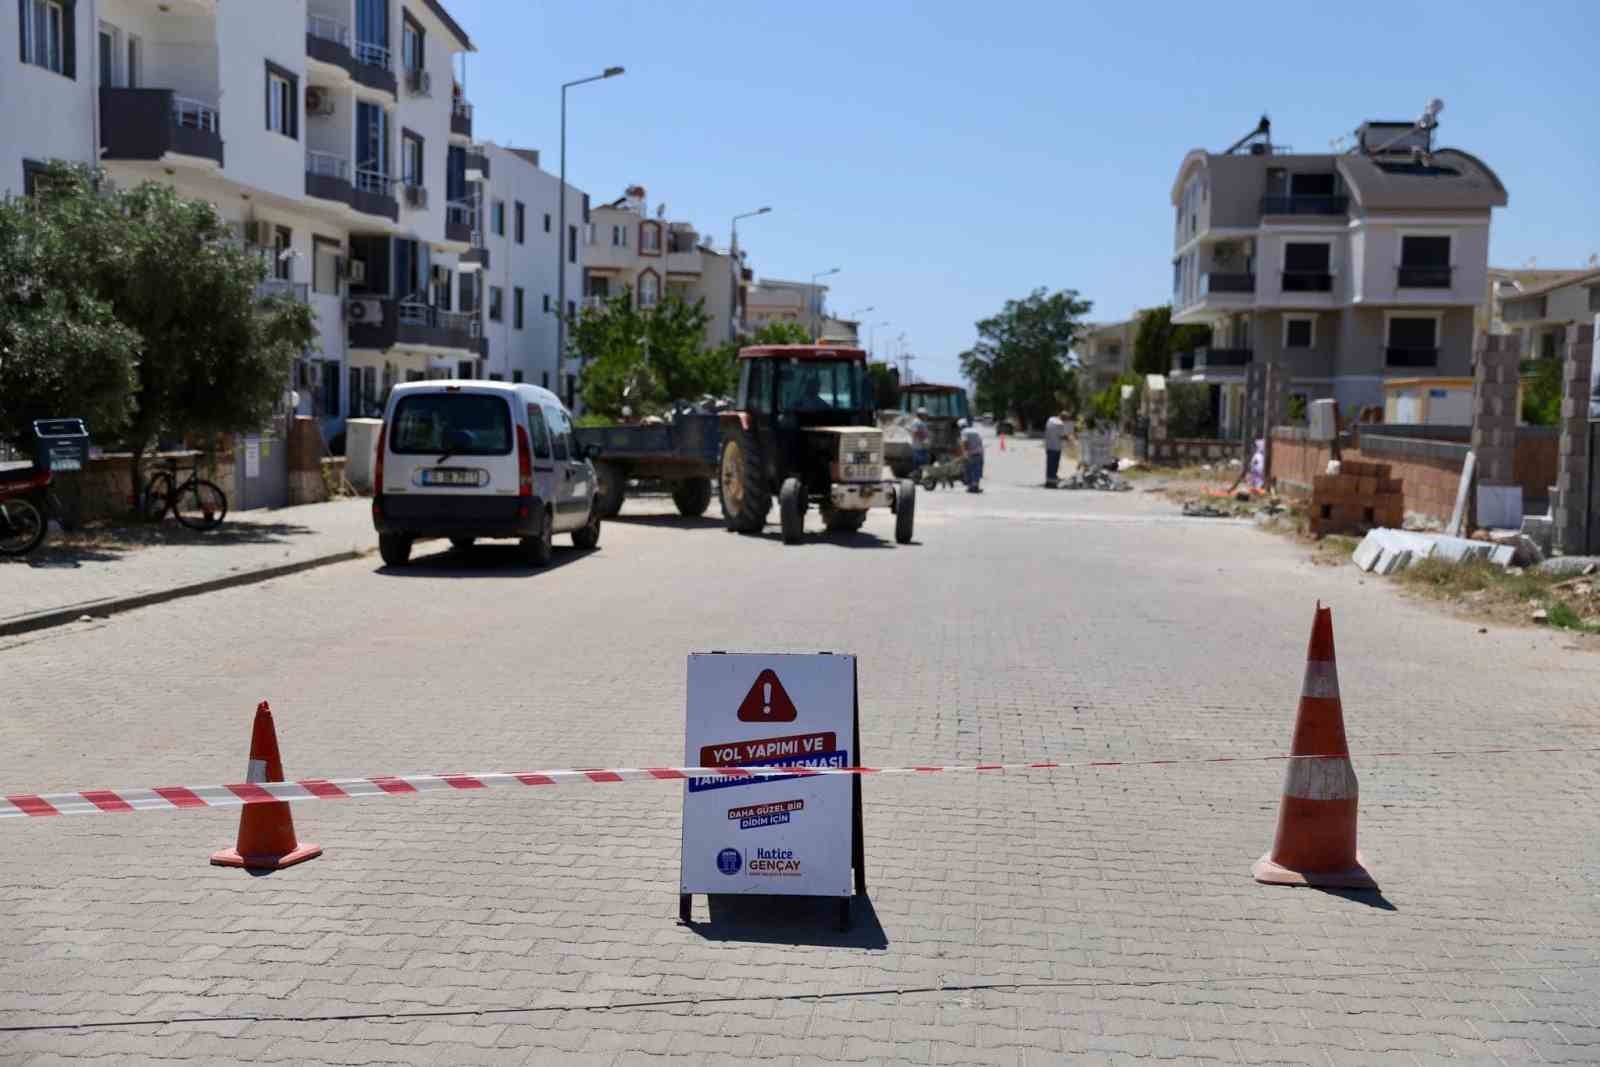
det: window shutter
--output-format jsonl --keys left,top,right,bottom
{"left": 61, "top": 0, "right": 76, "bottom": 77}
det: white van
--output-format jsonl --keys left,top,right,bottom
{"left": 371, "top": 380, "right": 601, "bottom": 567}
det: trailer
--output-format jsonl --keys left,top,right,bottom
{"left": 573, "top": 414, "right": 720, "bottom": 518}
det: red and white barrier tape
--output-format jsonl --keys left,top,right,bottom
{"left": 4, "top": 745, "right": 1597, "bottom": 820}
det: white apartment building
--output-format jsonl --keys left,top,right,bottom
{"left": 581, "top": 186, "right": 747, "bottom": 350}
{"left": 471, "top": 145, "right": 586, "bottom": 398}
{"left": 1168, "top": 111, "right": 1507, "bottom": 432}
{"left": 747, "top": 279, "right": 832, "bottom": 339}
{"left": 2, "top": 0, "right": 520, "bottom": 447}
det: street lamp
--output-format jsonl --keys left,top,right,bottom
{"left": 729, "top": 207, "right": 771, "bottom": 341}
{"left": 868, "top": 319, "right": 889, "bottom": 360}
{"left": 556, "top": 65, "right": 624, "bottom": 407}
{"left": 810, "top": 267, "right": 840, "bottom": 342}
{"left": 848, "top": 307, "right": 874, "bottom": 349}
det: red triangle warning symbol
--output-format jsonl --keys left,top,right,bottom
{"left": 737, "top": 669, "right": 798, "bottom": 722}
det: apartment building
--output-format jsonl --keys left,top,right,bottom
{"left": 581, "top": 186, "right": 746, "bottom": 349}
{"left": 1499, "top": 270, "right": 1600, "bottom": 360}
{"left": 472, "top": 145, "right": 587, "bottom": 395}
{"left": 5, "top": 0, "right": 490, "bottom": 442}
{"left": 1168, "top": 111, "right": 1507, "bottom": 432}
{"left": 747, "top": 279, "right": 833, "bottom": 339}
{"left": 1077, "top": 319, "right": 1140, "bottom": 391}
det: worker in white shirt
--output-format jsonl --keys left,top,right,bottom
{"left": 1043, "top": 410, "right": 1072, "bottom": 487}
{"left": 960, "top": 419, "right": 984, "bottom": 493}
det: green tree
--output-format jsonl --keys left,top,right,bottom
{"left": 1132, "top": 305, "right": 1211, "bottom": 377}
{"left": 570, "top": 291, "right": 725, "bottom": 420}
{"left": 1, "top": 164, "right": 316, "bottom": 503}
{"left": 1521, "top": 358, "right": 1561, "bottom": 426}
{"left": 958, "top": 287, "right": 1091, "bottom": 430}
{"left": 748, "top": 321, "right": 811, "bottom": 345}
{"left": 866, "top": 361, "right": 900, "bottom": 411}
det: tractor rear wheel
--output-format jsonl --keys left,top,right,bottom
{"left": 719, "top": 429, "right": 770, "bottom": 534}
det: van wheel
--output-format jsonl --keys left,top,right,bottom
{"left": 521, "top": 509, "right": 553, "bottom": 567}
{"left": 378, "top": 534, "right": 413, "bottom": 567}
{"left": 572, "top": 507, "right": 601, "bottom": 550}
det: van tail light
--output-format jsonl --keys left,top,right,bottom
{"left": 371, "top": 422, "right": 385, "bottom": 519}
{"left": 516, "top": 425, "right": 534, "bottom": 519}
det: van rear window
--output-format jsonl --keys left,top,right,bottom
{"left": 390, "top": 394, "right": 512, "bottom": 455}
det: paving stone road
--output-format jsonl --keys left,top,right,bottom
{"left": 2, "top": 434, "right": 1598, "bottom": 1065}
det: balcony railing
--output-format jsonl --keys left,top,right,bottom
{"left": 445, "top": 200, "right": 475, "bottom": 243}
{"left": 306, "top": 13, "right": 349, "bottom": 46}
{"left": 1397, "top": 265, "right": 1453, "bottom": 288}
{"left": 257, "top": 279, "right": 310, "bottom": 302}
{"left": 307, "top": 150, "right": 349, "bottom": 180}
{"left": 355, "top": 169, "right": 393, "bottom": 196}
{"left": 99, "top": 89, "right": 224, "bottom": 166}
{"left": 354, "top": 41, "right": 390, "bottom": 69}
{"left": 350, "top": 168, "right": 398, "bottom": 221}
{"left": 1202, "top": 272, "right": 1255, "bottom": 294}
{"left": 1261, "top": 195, "right": 1348, "bottom": 216}
{"left": 1282, "top": 271, "right": 1333, "bottom": 293}
{"left": 1386, "top": 346, "right": 1439, "bottom": 367}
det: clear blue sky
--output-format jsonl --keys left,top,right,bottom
{"left": 446, "top": 0, "right": 1600, "bottom": 387}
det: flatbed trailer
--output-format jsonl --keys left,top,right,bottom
{"left": 574, "top": 414, "right": 720, "bottom": 518}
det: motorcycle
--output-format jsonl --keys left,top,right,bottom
{"left": 0, "top": 464, "right": 52, "bottom": 557}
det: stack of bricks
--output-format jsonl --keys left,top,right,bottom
{"left": 1310, "top": 459, "right": 1404, "bottom": 536}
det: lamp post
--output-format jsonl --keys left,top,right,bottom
{"left": 729, "top": 207, "right": 771, "bottom": 341}
{"left": 849, "top": 305, "right": 874, "bottom": 347}
{"left": 556, "top": 66, "right": 624, "bottom": 407}
{"left": 810, "top": 267, "right": 840, "bottom": 342}
{"left": 868, "top": 320, "right": 889, "bottom": 360}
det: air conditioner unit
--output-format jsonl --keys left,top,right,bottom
{"left": 305, "top": 86, "right": 335, "bottom": 116}
{"left": 408, "top": 68, "right": 431, "bottom": 96}
{"left": 404, "top": 184, "right": 428, "bottom": 209}
{"left": 346, "top": 297, "right": 383, "bottom": 324}
{"left": 344, "top": 258, "right": 366, "bottom": 284}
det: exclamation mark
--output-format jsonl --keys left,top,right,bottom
{"left": 763, "top": 682, "right": 772, "bottom": 716}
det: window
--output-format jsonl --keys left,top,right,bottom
{"left": 638, "top": 272, "right": 659, "bottom": 308}
{"left": 512, "top": 370, "right": 524, "bottom": 383}
{"left": 567, "top": 299, "right": 575, "bottom": 321}
{"left": 355, "top": 0, "right": 389, "bottom": 55}
{"left": 514, "top": 202, "right": 525, "bottom": 243}
{"left": 513, "top": 287, "right": 524, "bottom": 329}
{"left": 568, "top": 225, "right": 577, "bottom": 263}
{"left": 1386, "top": 316, "right": 1439, "bottom": 366}
{"left": 1399, "top": 235, "right": 1452, "bottom": 288}
{"left": 434, "top": 266, "right": 452, "bottom": 309}
{"left": 21, "top": 0, "right": 72, "bottom": 77}
{"left": 1284, "top": 316, "right": 1315, "bottom": 349}
{"left": 777, "top": 360, "right": 867, "bottom": 412}
{"left": 459, "top": 272, "right": 478, "bottom": 313}
{"left": 357, "top": 101, "right": 389, "bottom": 178}
{"left": 640, "top": 221, "right": 661, "bottom": 254}
{"left": 272, "top": 226, "right": 293, "bottom": 281}
{"left": 542, "top": 293, "right": 550, "bottom": 313}
{"left": 312, "top": 238, "right": 341, "bottom": 295}
{"left": 401, "top": 131, "right": 423, "bottom": 186}
{"left": 125, "top": 33, "right": 139, "bottom": 86}
{"left": 320, "top": 360, "right": 340, "bottom": 416}
{"left": 544, "top": 212, "right": 551, "bottom": 233}
{"left": 488, "top": 285, "right": 504, "bottom": 321}
{"left": 547, "top": 406, "right": 571, "bottom": 460}
{"left": 526, "top": 405, "right": 552, "bottom": 459}
{"left": 390, "top": 393, "right": 511, "bottom": 454}
{"left": 21, "top": 159, "right": 48, "bottom": 197}
{"left": 541, "top": 371, "right": 549, "bottom": 389}
{"left": 446, "top": 144, "right": 466, "bottom": 202}
{"left": 1282, "top": 243, "right": 1331, "bottom": 291}
{"left": 401, "top": 14, "right": 423, "bottom": 75}
{"left": 97, "top": 23, "right": 114, "bottom": 86}
{"left": 456, "top": 360, "right": 476, "bottom": 380}
{"left": 611, "top": 224, "right": 627, "bottom": 247}
{"left": 492, "top": 199, "right": 505, "bottom": 236}
{"left": 265, "top": 62, "right": 297, "bottom": 138}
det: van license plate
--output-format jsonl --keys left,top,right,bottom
{"left": 423, "top": 468, "right": 479, "bottom": 486}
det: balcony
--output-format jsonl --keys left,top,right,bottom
{"left": 1260, "top": 195, "right": 1348, "bottom": 216}
{"left": 351, "top": 39, "right": 397, "bottom": 97}
{"left": 451, "top": 97, "right": 473, "bottom": 138}
{"left": 352, "top": 169, "right": 399, "bottom": 221}
{"left": 305, "top": 150, "right": 352, "bottom": 205}
{"left": 445, "top": 201, "right": 475, "bottom": 244}
{"left": 1386, "top": 346, "right": 1439, "bottom": 368}
{"left": 464, "top": 150, "right": 489, "bottom": 182}
{"left": 305, "top": 14, "right": 356, "bottom": 77}
{"left": 100, "top": 89, "right": 223, "bottom": 167}
{"left": 1281, "top": 271, "right": 1333, "bottom": 293}
{"left": 1194, "top": 347, "right": 1252, "bottom": 369}
{"left": 1202, "top": 272, "right": 1255, "bottom": 294}
{"left": 666, "top": 248, "right": 703, "bottom": 275}
{"left": 1398, "top": 265, "right": 1453, "bottom": 289}
{"left": 256, "top": 279, "right": 310, "bottom": 302}
{"left": 349, "top": 300, "right": 479, "bottom": 354}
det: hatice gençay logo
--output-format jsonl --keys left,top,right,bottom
{"left": 716, "top": 848, "right": 742, "bottom": 875}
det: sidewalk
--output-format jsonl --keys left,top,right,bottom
{"left": 1, "top": 498, "right": 375, "bottom": 636}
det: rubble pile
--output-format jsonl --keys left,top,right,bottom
{"left": 1058, "top": 466, "right": 1132, "bottom": 492}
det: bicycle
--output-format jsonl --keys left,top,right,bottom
{"left": 142, "top": 457, "right": 229, "bottom": 530}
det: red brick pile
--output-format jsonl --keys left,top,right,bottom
{"left": 1310, "top": 459, "right": 1404, "bottom": 536}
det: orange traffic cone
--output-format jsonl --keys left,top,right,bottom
{"left": 1252, "top": 604, "right": 1376, "bottom": 889}
{"left": 211, "top": 701, "right": 322, "bottom": 870}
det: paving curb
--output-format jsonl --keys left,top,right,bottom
{"left": 0, "top": 548, "right": 374, "bottom": 638}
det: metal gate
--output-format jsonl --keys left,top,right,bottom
{"left": 233, "top": 434, "right": 288, "bottom": 511}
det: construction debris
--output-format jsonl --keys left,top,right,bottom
{"left": 1350, "top": 528, "right": 1517, "bottom": 575}
{"left": 1058, "top": 466, "right": 1133, "bottom": 492}
{"left": 1182, "top": 502, "right": 1230, "bottom": 518}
